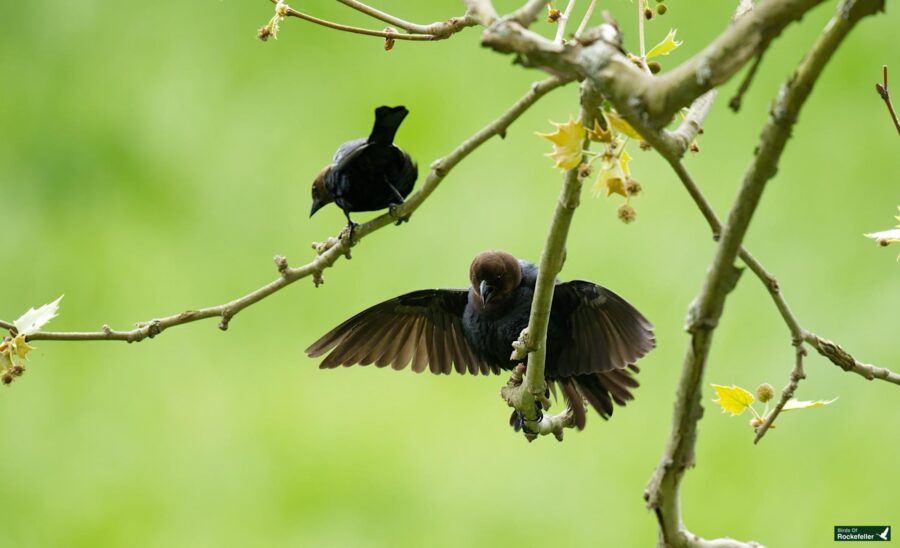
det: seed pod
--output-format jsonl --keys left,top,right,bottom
{"left": 656, "top": 3, "right": 668, "bottom": 15}
{"left": 648, "top": 61, "right": 662, "bottom": 74}
{"left": 757, "top": 383, "right": 775, "bottom": 403}
{"left": 617, "top": 203, "right": 636, "bottom": 224}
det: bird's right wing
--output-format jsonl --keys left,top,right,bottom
{"left": 306, "top": 289, "right": 499, "bottom": 375}
{"left": 552, "top": 281, "right": 655, "bottom": 376}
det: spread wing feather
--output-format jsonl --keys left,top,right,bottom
{"left": 306, "top": 289, "right": 494, "bottom": 375}
{"left": 552, "top": 281, "right": 655, "bottom": 377}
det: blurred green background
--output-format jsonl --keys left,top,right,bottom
{"left": 1, "top": 1, "right": 897, "bottom": 546}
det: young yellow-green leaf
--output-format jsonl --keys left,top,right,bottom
{"left": 781, "top": 397, "right": 838, "bottom": 412}
{"left": 537, "top": 119, "right": 585, "bottom": 170}
{"left": 13, "top": 296, "right": 63, "bottom": 336}
{"left": 646, "top": 29, "right": 682, "bottom": 59}
{"left": 591, "top": 165, "right": 616, "bottom": 196}
{"left": 587, "top": 118, "right": 613, "bottom": 143}
{"left": 606, "top": 112, "right": 643, "bottom": 140}
{"left": 12, "top": 334, "right": 35, "bottom": 359}
{"left": 605, "top": 177, "right": 627, "bottom": 197}
{"left": 711, "top": 384, "right": 754, "bottom": 416}
{"left": 619, "top": 150, "right": 632, "bottom": 179}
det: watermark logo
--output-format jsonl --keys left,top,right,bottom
{"left": 835, "top": 526, "right": 891, "bottom": 542}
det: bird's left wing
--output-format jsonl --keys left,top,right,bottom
{"left": 552, "top": 281, "right": 656, "bottom": 376}
{"left": 306, "top": 289, "right": 498, "bottom": 375}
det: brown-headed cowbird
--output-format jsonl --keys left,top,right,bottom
{"left": 306, "top": 250, "right": 655, "bottom": 430}
{"left": 310, "top": 106, "right": 417, "bottom": 237}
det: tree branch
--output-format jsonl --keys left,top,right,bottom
{"left": 4, "top": 77, "right": 573, "bottom": 344}
{"left": 463, "top": 0, "right": 500, "bottom": 27}
{"left": 653, "top": 136, "right": 900, "bottom": 446}
{"left": 502, "top": 81, "right": 602, "bottom": 441}
{"left": 876, "top": 65, "right": 900, "bottom": 136}
{"left": 643, "top": 1, "right": 883, "bottom": 545}
{"left": 482, "top": 0, "right": 838, "bottom": 128}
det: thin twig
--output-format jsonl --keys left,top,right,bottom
{"left": 554, "top": 0, "right": 577, "bottom": 43}
{"left": 806, "top": 334, "right": 900, "bottom": 386}
{"left": 638, "top": 0, "right": 646, "bottom": 58}
{"left": 728, "top": 51, "right": 766, "bottom": 112}
{"left": 753, "top": 339, "right": 807, "bottom": 443}
{"left": 876, "top": 65, "right": 900, "bottom": 136}
{"left": 573, "top": 0, "right": 597, "bottom": 39}
{"left": 266, "top": 0, "right": 437, "bottom": 41}
{"left": 509, "top": 0, "right": 552, "bottom": 27}
{"left": 5, "top": 77, "right": 573, "bottom": 343}
{"left": 334, "top": 0, "right": 482, "bottom": 37}
{"left": 282, "top": 7, "right": 434, "bottom": 40}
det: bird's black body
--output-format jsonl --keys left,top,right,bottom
{"left": 306, "top": 251, "right": 655, "bottom": 430}
{"left": 310, "top": 106, "right": 418, "bottom": 227}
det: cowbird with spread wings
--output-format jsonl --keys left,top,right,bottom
{"left": 306, "top": 250, "right": 655, "bottom": 430}
{"left": 309, "top": 106, "right": 417, "bottom": 237}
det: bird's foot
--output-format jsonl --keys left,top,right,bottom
{"left": 388, "top": 204, "right": 409, "bottom": 226}
{"left": 341, "top": 222, "right": 359, "bottom": 245}
{"left": 517, "top": 401, "right": 544, "bottom": 436}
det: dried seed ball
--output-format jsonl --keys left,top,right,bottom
{"left": 756, "top": 383, "right": 775, "bottom": 403}
{"left": 618, "top": 204, "right": 636, "bottom": 224}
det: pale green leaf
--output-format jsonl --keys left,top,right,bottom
{"left": 646, "top": 29, "right": 682, "bottom": 59}
{"left": 13, "top": 296, "right": 63, "bottom": 336}
{"left": 781, "top": 397, "right": 838, "bottom": 412}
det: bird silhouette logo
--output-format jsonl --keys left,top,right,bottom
{"left": 878, "top": 527, "right": 890, "bottom": 540}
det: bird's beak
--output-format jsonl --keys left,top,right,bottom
{"left": 310, "top": 199, "right": 324, "bottom": 218}
{"left": 479, "top": 280, "right": 494, "bottom": 304}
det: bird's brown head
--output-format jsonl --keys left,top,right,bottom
{"left": 310, "top": 166, "right": 334, "bottom": 217}
{"left": 469, "top": 250, "right": 523, "bottom": 307}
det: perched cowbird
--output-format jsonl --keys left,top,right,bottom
{"left": 310, "top": 105, "right": 418, "bottom": 237}
{"left": 306, "top": 250, "right": 655, "bottom": 430}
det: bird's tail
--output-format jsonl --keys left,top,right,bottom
{"left": 508, "top": 365, "right": 640, "bottom": 432}
{"left": 562, "top": 365, "right": 641, "bottom": 430}
{"left": 369, "top": 105, "right": 409, "bottom": 145}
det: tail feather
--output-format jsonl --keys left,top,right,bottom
{"left": 369, "top": 106, "right": 408, "bottom": 145}
{"left": 569, "top": 366, "right": 641, "bottom": 427}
